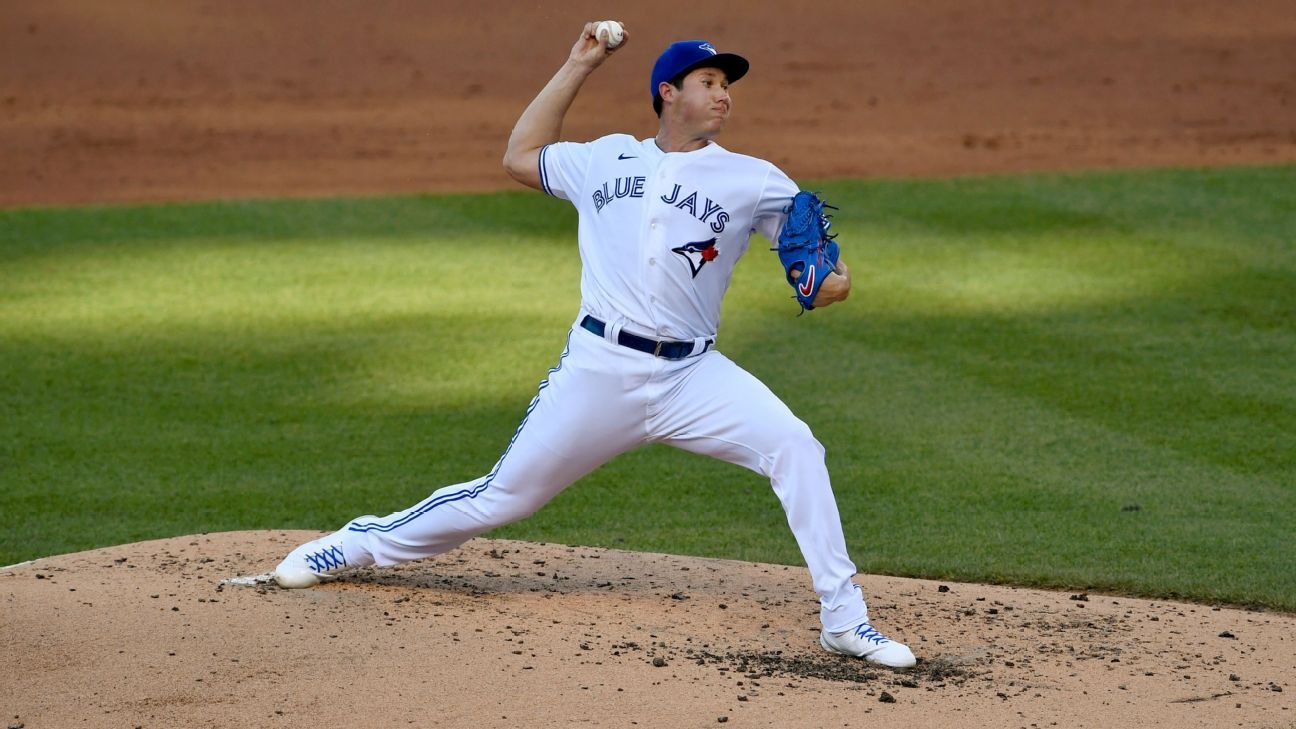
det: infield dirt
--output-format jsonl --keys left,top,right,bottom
{"left": 2, "top": 2, "right": 1294, "bottom": 728}
{"left": 3, "top": 0, "right": 1294, "bottom": 206}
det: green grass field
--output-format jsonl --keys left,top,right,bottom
{"left": 2, "top": 166, "right": 1292, "bottom": 610}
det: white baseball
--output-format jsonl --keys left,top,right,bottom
{"left": 595, "top": 20, "right": 624, "bottom": 49}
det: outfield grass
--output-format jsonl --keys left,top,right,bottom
{"left": 2, "top": 166, "right": 1292, "bottom": 610}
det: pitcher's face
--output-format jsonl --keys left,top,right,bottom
{"left": 662, "top": 67, "right": 732, "bottom": 139}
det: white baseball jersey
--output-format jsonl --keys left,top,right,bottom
{"left": 539, "top": 134, "right": 799, "bottom": 341}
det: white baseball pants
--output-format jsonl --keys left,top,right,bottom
{"left": 340, "top": 318, "right": 870, "bottom": 632}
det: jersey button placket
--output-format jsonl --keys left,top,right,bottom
{"left": 641, "top": 156, "right": 674, "bottom": 332}
{"left": 640, "top": 158, "right": 658, "bottom": 323}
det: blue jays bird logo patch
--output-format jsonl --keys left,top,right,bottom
{"left": 671, "top": 238, "right": 719, "bottom": 278}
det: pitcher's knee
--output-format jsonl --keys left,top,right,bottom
{"left": 777, "top": 421, "right": 826, "bottom": 460}
{"left": 481, "top": 499, "right": 544, "bottom": 527}
{"left": 465, "top": 484, "right": 551, "bottom": 529}
{"left": 762, "top": 421, "right": 828, "bottom": 478}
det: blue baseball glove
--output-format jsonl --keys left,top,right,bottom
{"left": 774, "top": 191, "right": 840, "bottom": 312}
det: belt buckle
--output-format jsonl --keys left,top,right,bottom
{"left": 653, "top": 340, "right": 664, "bottom": 357}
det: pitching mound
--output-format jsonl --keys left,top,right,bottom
{"left": 2, "top": 532, "right": 1291, "bottom": 728}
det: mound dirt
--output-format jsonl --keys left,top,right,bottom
{"left": 2, "top": 532, "right": 1292, "bottom": 728}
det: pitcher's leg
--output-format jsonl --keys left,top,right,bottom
{"left": 345, "top": 328, "right": 649, "bottom": 566}
{"left": 343, "top": 428, "right": 617, "bottom": 566}
{"left": 654, "top": 352, "right": 868, "bottom": 633}
{"left": 275, "top": 328, "right": 648, "bottom": 586}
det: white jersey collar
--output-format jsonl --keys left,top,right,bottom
{"left": 644, "top": 137, "right": 724, "bottom": 157}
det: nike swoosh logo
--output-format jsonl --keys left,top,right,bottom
{"left": 618, "top": 153, "right": 637, "bottom": 160}
{"left": 797, "top": 265, "right": 816, "bottom": 297}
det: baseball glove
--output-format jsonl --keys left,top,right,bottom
{"left": 774, "top": 191, "right": 840, "bottom": 312}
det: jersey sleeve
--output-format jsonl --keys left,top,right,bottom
{"left": 538, "top": 141, "right": 594, "bottom": 202}
{"left": 751, "top": 163, "right": 801, "bottom": 242}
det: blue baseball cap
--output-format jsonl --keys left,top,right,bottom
{"left": 650, "top": 40, "right": 749, "bottom": 102}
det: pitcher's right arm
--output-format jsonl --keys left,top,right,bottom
{"left": 502, "top": 21, "right": 630, "bottom": 190}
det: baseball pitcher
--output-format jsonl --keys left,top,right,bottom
{"left": 272, "top": 21, "right": 915, "bottom": 669}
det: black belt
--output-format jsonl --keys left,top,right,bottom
{"left": 580, "top": 315, "right": 713, "bottom": 360}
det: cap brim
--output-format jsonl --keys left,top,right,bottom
{"left": 678, "top": 52, "right": 749, "bottom": 86}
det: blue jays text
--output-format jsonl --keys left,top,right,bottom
{"left": 592, "top": 177, "right": 730, "bottom": 234}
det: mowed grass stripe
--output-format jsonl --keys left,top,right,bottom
{"left": 1, "top": 166, "right": 1292, "bottom": 610}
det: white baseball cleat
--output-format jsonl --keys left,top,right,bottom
{"left": 273, "top": 526, "right": 365, "bottom": 589}
{"left": 820, "top": 620, "right": 917, "bottom": 669}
